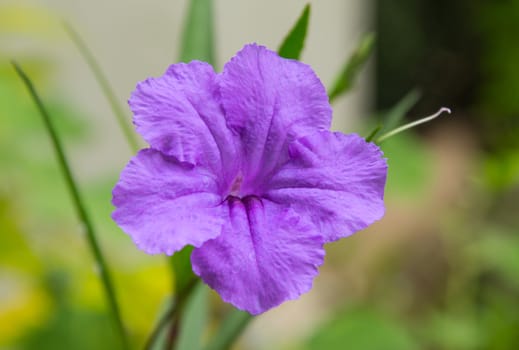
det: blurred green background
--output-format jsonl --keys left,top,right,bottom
{"left": 1, "top": 0, "right": 519, "bottom": 349}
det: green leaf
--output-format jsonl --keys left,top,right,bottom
{"left": 479, "top": 291, "right": 519, "bottom": 348}
{"left": 380, "top": 132, "right": 433, "bottom": 199}
{"left": 19, "top": 298, "right": 121, "bottom": 350}
{"left": 278, "top": 4, "right": 311, "bottom": 60}
{"left": 425, "top": 312, "right": 483, "bottom": 350}
{"left": 143, "top": 280, "right": 201, "bottom": 350}
{"left": 483, "top": 150, "right": 519, "bottom": 193}
{"left": 172, "top": 0, "right": 215, "bottom": 304}
{"left": 171, "top": 246, "right": 196, "bottom": 296}
{"left": 203, "top": 308, "right": 253, "bottom": 350}
{"left": 369, "top": 89, "right": 419, "bottom": 143}
{"left": 379, "top": 89, "right": 421, "bottom": 134}
{"left": 180, "top": 0, "right": 215, "bottom": 65}
{"left": 468, "top": 229, "right": 519, "bottom": 287}
{"left": 11, "top": 62, "right": 129, "bottom": 350}
{"left": 328, "top": 33, "right": 375, "bottom": 103}
{"left": 147, "top": 299, "right": 174, "bottom": 350}
{"left": 303, "top": 307, "right": 417, "bottom": 350}
{"left": 63, "top": 21, "right": 140, "bottom": 153}
{"left": 177, "top": 284, "right": 209, "bottom": 350}
{"left": 365, "top": 124, "right": 383, "bottom": 142}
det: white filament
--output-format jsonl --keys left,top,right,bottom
{"left": 376, "top": 107, "right": 452, "bottom": 143}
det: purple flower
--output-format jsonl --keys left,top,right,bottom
{"left": 112, "top": 44, "right": 387, "bottom": 314}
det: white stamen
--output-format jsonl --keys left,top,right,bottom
{"left": 376, "top": 107, "right": 451, "bottom": 143}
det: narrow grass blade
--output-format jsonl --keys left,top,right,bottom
{"left": 203, "top": 309, "right": 253, "bottom": 350}
{"left": 171, "top": 246, "right": 196, "bottom": 296}
{"left": 365, "top": 89, "right": 420, "bottom": 142}
{"left": 171, "top": 0, "right": 216, "bottom": 291}
{"left": 63, "top": 21, "right": 140, "bottom": 153}
{"left": 144, "top": 300, "right": 175, "bottom": 350}
{"left": 155, "top": 1, "right": 217, "bottom": 347}
{"left": 380, "top": 89, "right": 421, "bottom": 134}
{"left": 278, "top": 4, "right": 311, "bottom": 60}
{"left": 328, "top": 33, "right": 375, "bottom": 103}
{"left": 11, "top": 61, "right": 129, "bottom": 350}
{"left": 180, "top": 0, "right": 215, "bottom": 65}
{"left": 365, "top": 124, "right": 383, "bottom": 143}
{"left": 162, "top": 0, "right": 217, "bottom": 346}
{"left": 143, "top": 279, "right": 199, "bottom": 350}
{"left": 176, "top": 283, "right": 209, "bottom": 350}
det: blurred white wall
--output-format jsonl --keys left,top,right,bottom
{"left": 22, "top": 0, "right": 373, "bottom": 181}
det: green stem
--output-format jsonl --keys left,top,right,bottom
{"left": 12, "top": 61, "right": 130, "bottom": 350}
{"left": 203, "top": 309, "right": 253, "bottom": 350}
{"left": 62, "top": 21, "right": 140, "bottom": 153}
{"left": 143, "top": 304, "right": 173, "bottom": 350}
{"left": 375, "top": 107, "right": 451, "bottom": 144}
{"left": 143, "top": 278, "right": 199, "bottom": 350}
{"left": 165, "top": 278, "right": 199, "bottom": 350}
{"left": 165, "top": 309, "right": 182, "bottom": 350}
{"left": 365, "top": 124, "right": 382, "bottom": 143}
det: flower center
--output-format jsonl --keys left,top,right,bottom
{"left": 229, "top": 172, "right": 244, "bottom": 197}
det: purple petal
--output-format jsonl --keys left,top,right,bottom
{"left": 129, "top": 61, "right": 238, "bottom": 184}
{"left": 112, "top": 149, "right": 225, "bottom": 255}
{"left": 191, "top": 197, "right": 324, "bottom": 315}
{"left": 265, "top": 131, "right": 387, "bottom": 242}
{"left": 219, "top": 44, "right": 332, "bottom": 195}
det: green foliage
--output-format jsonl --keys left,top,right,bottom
{"left": 472, "top": 1, "right": 519, "bottom": 152}
{"left": 328, "top": 33, "right": 375, "bottom": 103}
{"left": 380, "top": 132, "right": 433, "bottom": 199}
{"left": 174, "top": 0, "right": 216, "bottom": 288}
{"left": 12, "top": 62, "right": 129, "bottom": 350}
{"left": 4, "top": 2, "right": 519, "bottom": 350}
{"left": 469, "top": 228, "right": 519, "bottom": 289}
{"left": 366, "top": 89, "right": 420, "bottom": 142}
{"left": 483, "top": 150, "right": 519, "bottom": 193}
{"left": 476, "top": 1, "right": 519, "bottom": 117}
{"left": 179, "top": 0, "right": 215, "bottom": 65}
{"left": 17, "top": 270, "right": 120, "bottom": 350}
{"left": 480, "top": 292, "right": 519, "bottom": 349}
{"left": 171, "top": 246, "right": 196, "bottom": 295}
{"left": 424, "top": 312, "right": 483, "bottom": 350}
{"left": 177, "top": 284, "right": 209, "bottom": 350}
{"left": 379, "top": 89, "right": 421, "bottom": 135}
{"left": 161, "top": 1, "right": 218, "bottom": 347}
{"left": 278, "top": 4, "right": 311, "bottom": 60}
{"left": 203, "top": 308, "right": 252, "bottom": 350}
{"left": 0, "top": 62, "right": 88, "bottom": 226}
{"left": 20, "top": 307, "right": 120, "bottom": 350}
{"left": 1, "top": 63, "right": 86, "bottom": 167}
{"left": 0, "top": 196, "right": 42, "bottom": 276}
{"left": 303, "top": 307, "right": 418, "bottom": 350}
{"left": 64, "top": 22, "right": 140, "bottom": 153}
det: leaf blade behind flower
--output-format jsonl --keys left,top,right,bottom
{"left": 365, "top": 89, "right": 421, "bottom": 142}
{"left": 174, "top": 0, "right": 216, "bottom": 290}
{"left": 11, "top": 61, "right": 129, "bottom": 350}
{"left": 177, "top": 284, "right": 209, "bottom": 350}
{"left": 63, "top": 21, "right": 140, "bottom": 153}
{"left": 203, "top": 308, "right": 253, "bottom": 350}
{"left": 180, "top": 0, "right": 215, "bottom": 65}
{"left": 328, "top": 33, "right": 375, "bottom": 103}
{"left": 380, "top": 89, "right": 421, "bottom": 134}
{"left": 162, "top": 1, "right": 218, "bottom": 347}
{"left": 171, "top": 246, "right": 196, "bottom": 296}
{"left": 278, "top": 4, "right": 311, "bottom": 60}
